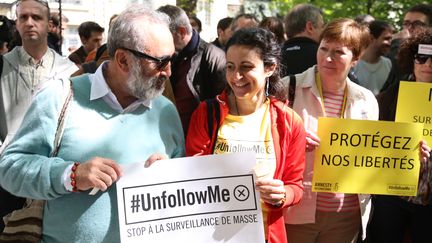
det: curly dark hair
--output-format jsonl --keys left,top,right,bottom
{"left": 398, "top": 27, "right": 432, "bottom": 74}
{"left": 225, "top": 27, "right": 286, "bottom": 101}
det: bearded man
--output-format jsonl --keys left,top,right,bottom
{"left": 0, "top": 4, "right": 184, "bottom": 242}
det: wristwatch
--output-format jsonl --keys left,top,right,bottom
{"left": 272, "top": 192, "right": 286, "bottom": 208}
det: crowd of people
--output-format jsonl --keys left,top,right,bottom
{"left": 0, "top": 0, "right": 431, "bottom": 242}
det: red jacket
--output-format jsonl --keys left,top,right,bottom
{"left": 186, "top": 91, "right": 306, "bottom": 243}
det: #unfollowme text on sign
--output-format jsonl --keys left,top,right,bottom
{"left": 116, "top": 152, "right": 266, "bottom": 243}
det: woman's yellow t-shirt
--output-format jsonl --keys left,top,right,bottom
{"left": 213, "top": 99, "right": 276, "bottom": 237}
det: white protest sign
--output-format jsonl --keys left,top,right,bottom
{"left": 418, "top": 44, "right": 432, "bottom": 55}
{"left": 116, "top": 152, "right": 265, "bottom": 243}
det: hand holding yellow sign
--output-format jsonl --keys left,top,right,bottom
{"left": 312, "top": 117, "right": 422, "bottom": 196}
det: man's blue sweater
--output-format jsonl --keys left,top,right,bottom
{"left": 0, "top": 75, "right": 185, "bottom": 242}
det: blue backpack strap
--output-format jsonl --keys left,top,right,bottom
{"left": 205, "top": 98, "right": 221, "bottom": 153}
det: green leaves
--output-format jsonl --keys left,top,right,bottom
{"left": 270, "top": 0, "right": 429, "bottom": 30}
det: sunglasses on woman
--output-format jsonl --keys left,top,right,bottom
{"left": 414, "top": 54, "right": 432, "bottom": 65}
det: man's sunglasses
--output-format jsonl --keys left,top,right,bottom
{"left": 414, "top": 54, "right": 432, "bottom": 65}
{"left": 121, "top": 47, "right": 172, "bottom": 71}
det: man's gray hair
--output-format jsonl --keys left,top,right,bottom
{"left": 107, "top": 4, "right": 170, "bottom": 57}
{"left": 284, "top": 3, "right": 323, "bottom": 39}
{"left": 157, "top": 5, "right": 192, "bottom": 35}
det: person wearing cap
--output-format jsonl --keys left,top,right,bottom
{"left": 369, "top": 26, "right": 432, "bottom": 243}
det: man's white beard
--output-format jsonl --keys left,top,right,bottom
{"left": 127, "top": 61, "right": 166, "bottom": 101}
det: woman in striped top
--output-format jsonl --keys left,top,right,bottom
{"left": 282, "top": 19, "right": 377, "bottom": 243}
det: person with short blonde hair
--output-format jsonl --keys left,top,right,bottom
{"left": 283, "top": 18, "right": 377, "bottom": 243}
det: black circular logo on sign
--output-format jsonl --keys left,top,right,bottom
{"left": 233, "top": 185, "right": 249, "bottom": 201}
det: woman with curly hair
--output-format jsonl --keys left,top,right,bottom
{"left": 369, "top": 26, "right": 432, "bottom": 243}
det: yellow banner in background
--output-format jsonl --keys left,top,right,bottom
{"left": 312, "top": 117, "right": 422, "bottom": 196}
{"left": 396, "top": 81, "right": 432, "bottom": 145}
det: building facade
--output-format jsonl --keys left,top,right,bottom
{"left": 0, "top": 0, "right": 273, "bottom": 56}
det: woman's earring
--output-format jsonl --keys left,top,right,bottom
{"left": 265, "top": 78, "right": 270, "bottom": 97}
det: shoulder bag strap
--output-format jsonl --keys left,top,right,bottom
{"left": 288, "top": 75, "right": 296, "bottom": 108}
{"left": 51, "top": 79, "right": 74, "bottom": 157}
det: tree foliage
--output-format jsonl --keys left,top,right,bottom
{"left": 177, "top": 0, "right": 199, "bottom": 15}
{"left": 269, "top": 0, "right": 430, "bottom": 30}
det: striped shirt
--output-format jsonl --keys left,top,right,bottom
{"left": 316, "top": 89, "right": 360, "bottom": 212}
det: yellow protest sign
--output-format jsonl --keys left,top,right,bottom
{"left": 396, "top": 81, "right": 432, "bottom": 145}
{"left": 312, "top": 117, "right": 422, "bottom": 196}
